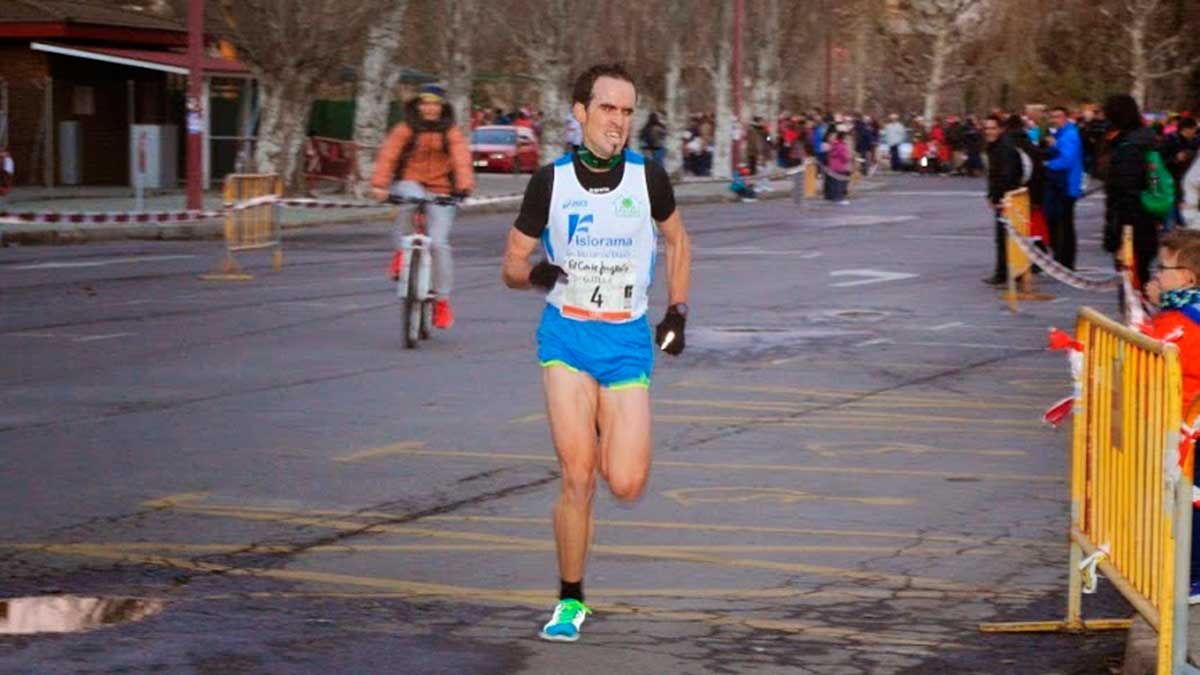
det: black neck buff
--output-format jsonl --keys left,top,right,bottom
{"left": 578, "top": 144, "right": 623, "bottom": 170}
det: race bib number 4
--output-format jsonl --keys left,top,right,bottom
{"left": 561, "top": 257, "right": 636, "bottom": 322}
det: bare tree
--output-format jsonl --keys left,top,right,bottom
{"left": 214, "top": 0, "right": 376, "bottom": 191}
{"left": 352, "top": 0, "right": 410, "bottom": 182}
{"left": 749, "top": 0, "right": 783, "bottom": 122}
{"left": 441, "top": 0, "right": 476, "bottom": 132}
{"left": 884, "top": 0, "right": 985, "bottom": 121}
{"left": 1101, "top": 0, "right": 1199, "bottom": 108}
{"left": 704, "top": 1, "right": 734, "bottom": 178}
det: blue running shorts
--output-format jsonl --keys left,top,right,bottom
{"left": 536, "top": 304, "right": 654, "bottom": 389}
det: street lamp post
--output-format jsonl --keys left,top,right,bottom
{"left": 186, "top": 0, "right": 203, "bottom": 210}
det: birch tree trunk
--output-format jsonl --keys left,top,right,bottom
{"left": 711, "top": 2, "right": 734, "bottom": 179}
{"left": 922, "top": 25, "right": 949, "bottom": 121}
{"left": 752, "top": 0, "right": 782, "bottom": 122}
{"left": 253, "top": 71, "right": 317, "bottom": 190}
{"left": 1128, "top": 10, "right": 1148, "bottom": 108}
{"left": 852, "top": 15, "right": 868, "bottom": 112}
{"left": 352, "top": 1, "right": 408, "bottom": 182}
{"left": 663, "top": 36, "right": 684, "bottom": 177}
{"left": 443, "top": 0, "right": 475, "bottom": 132}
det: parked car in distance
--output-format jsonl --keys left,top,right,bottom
{"left": 470, "top": 125, "right": 539, "bottom": 173}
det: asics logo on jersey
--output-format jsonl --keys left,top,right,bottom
{"left": 561, "top": 199, "right": 589, "bottom": 210}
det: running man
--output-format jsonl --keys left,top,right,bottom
{"left": 501, "top": 63, "right": 692, "bottom": 642}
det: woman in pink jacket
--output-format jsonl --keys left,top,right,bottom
{"left": 825, "top": 131, "right": 852, "bottom": 203}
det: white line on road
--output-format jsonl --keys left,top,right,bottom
{"left": 903, "top": 234, "right": 990, "bottom": 241}
{"left": 829, "top": 269, "right": 918, "bottom": 287}
{"left": 855, "top": 338, "right": 894, "bottom": 347}
{"left": 5, "top": 254, "right": 196, "bottom": 270}
{"left": 895, "top": 340, "right": 1042, "bottom": 351}
{"left": 927, "top": 322, "right": 965, "bottom": 331}
{"left": 72, "top": 332, "right": 135, "bottom": 343}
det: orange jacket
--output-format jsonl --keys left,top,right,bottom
{"left": 370, "top": 123, "right": 475, "bottom": 196}
{"left": 1148, "top": 309, "right": 1200, "bottom": 415}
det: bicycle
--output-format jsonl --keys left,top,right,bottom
{"left": 388, "top": 194, "right": 461, "bottom": 349}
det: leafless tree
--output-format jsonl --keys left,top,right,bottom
{"left": 352, "top": 0, "right": 410, "bottom": 182}
{"left": 1100, "top": 0, "right": 1200, "bottom": 108}
{"left": 212, "top": 0, "right": 376, "bottom": 191}
{"left": 883, "top": 0, "right": 985, "bottom": 121}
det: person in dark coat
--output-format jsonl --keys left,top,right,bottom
{"left": 1099, "top": 94, "right": 1158, "bottom": 287}
{"left": 984, "top": 115, "right": 1022, "bottom": 285}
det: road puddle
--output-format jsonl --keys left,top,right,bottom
{"left": 0, "top": 596, "right": 165, "bottom": 635}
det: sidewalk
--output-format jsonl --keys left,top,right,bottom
{"left": 0, "top": 172, "right": 884, "bottom": 245}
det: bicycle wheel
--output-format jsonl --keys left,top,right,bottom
{"left": 404, "top": 249, "right": 422, "bottom": 349}
{"left": 419, "top": 299, "right": 432, "bottom": 339}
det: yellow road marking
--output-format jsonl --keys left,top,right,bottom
{"left": 652, "top": 414, "right": 1048, "bottom": 436}
{"left": 17, "top": 543, "right": 990, "bottom": 645}
{"left": 803, "top": 441, "right": 1024, "bottom": 458}
{"left": 662, "top": 486, "right": 912, "bottom": 507}
{"left": 655, "top": 402, "right": 1035, "bottom": 427}
{"left": 145, "top": 503, "right": 995, "bottom": 591}
{"left": 0, "top": 540, "right": 1009, "bottom": 558}
{"left": 659, "top": 396, "right": 1039, "bottom": 413}
{"left": 333, "top": 441, "right": 425, "bottom": 463}
{"left": 328, "top": 447, "right": 1062, "bottom": 482}
{"left": 672, "top": 379, "right": 1046, "bottom": 404}
{"left": 142, "top": 491, "right": 212, "bottom": 509}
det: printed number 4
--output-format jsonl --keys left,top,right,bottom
{"left": 591, "top": 286, "right": 604, "bottom": 307}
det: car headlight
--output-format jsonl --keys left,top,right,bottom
{"left": 491, "top": 153, "right": 506, "bottom": 159}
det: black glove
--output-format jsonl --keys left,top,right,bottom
{"left": 529, "top": 260, "right": 566, "bottom": 291}
{"left": 655, "top": 304, "right": 687, "bottom": 356}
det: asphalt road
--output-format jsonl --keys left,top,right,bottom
{"left": 1, "top": 174, "right": 1132, "bottom": 674}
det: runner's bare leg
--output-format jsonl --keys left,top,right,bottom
{"left": 597, "top": 387, "right": 652, "bottom": 502}
{"left": 544, "top": 366, "right": 600, "bottom": 582}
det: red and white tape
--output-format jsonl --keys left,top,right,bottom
{"left": 0, "top": 192, "right": 528, "bottom": 226}
{"left": 0, "top": 209, "right": 222, "bottom": 225}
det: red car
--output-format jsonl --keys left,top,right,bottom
{"left": 470, "top": 125, "right": 540, "bottom": 173}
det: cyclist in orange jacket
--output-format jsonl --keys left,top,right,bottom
{"left": 371, "top": 84, "right": 475, "bottom": 329}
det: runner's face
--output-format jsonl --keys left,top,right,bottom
{"left": 574, "top": 76, "right": 636, "bottom": 159}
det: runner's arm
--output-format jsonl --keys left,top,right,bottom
{"left": 501, "top": 228, "right": 540, "bottom": 290}
{"left": 658, "top": 210, "right": 691, "bottom": 305}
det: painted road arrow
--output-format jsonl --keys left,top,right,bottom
{"left": 829, "top": 269, "right": 919, "bottom": 287}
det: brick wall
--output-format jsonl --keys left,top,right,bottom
{"left": 0, "top": 44, "right": 50, "bottom": 186}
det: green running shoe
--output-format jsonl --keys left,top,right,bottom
{"left": 538, "top": 598, "right": 591, "bottom": 642}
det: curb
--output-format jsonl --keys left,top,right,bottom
{"left": 0, "top": 180, "right": 885, "bottom": 247}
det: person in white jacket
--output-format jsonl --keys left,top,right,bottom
{"left": 1183, "top": 153, "right": 1200, "bottom": 228}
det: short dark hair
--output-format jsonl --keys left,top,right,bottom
{"left": 1051, "top": 106, "right": 1070, "bottom": 116}
{"left": 1180, "top": 117, "right": 1198, "bottom": 131}
{"left": 1004, "top": 114, "right": 1023, "bottom": 133}
{"left": 1103, "top": 94, "right": 1142, "bottom": 132}
{"left": 572, "top": 63, "right": 635, "bottom": 108}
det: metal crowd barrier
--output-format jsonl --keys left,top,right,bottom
{"left": 202, "top": 173, "right": 283, "bottom": 281}
{"left": 982, "top": 307, "right": 1196, "bottom": 675}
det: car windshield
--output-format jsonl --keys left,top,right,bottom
{"left": 472, "top": 129, "right": 517, "bottom": 145}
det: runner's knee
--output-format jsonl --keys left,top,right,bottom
{"left": 606, "top": 469, "right": 647, "bottom": 503}
{"left": 560, "top": 464, "right": 597, "bottom": 503}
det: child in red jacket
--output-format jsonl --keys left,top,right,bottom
{"left": 1144, "top": 229, "right": 1200, "bottom": 600}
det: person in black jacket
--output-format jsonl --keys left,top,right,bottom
{"left": 983, "top": 114, "right": 1022, "bottom": 285}
{"left": 1099, "top": 94, "right": 1158, "bottom": 286}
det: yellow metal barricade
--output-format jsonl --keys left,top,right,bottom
{"left": 982, "top": 307, "right": 1195, "bottom": 675}
{"left": 201, "top": 173, "right": 283, "bottom": 281}
{"left": 1002, "top": 187, "right": 1053, "bottom": 311}
{"left": 803, "top": 160, "right": 818, "bottom": 199}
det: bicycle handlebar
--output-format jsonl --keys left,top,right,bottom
{"left": 387, "top": 194, "right": 464, "bottom": 206}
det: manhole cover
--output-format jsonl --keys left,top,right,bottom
{"left": 0, "top": 596, "right": 165, "bottom": 634}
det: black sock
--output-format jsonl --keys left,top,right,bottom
{"left": 560, "top": 579, "right": 583, "bottom": 602}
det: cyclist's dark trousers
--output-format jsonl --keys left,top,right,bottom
{"left": 392, "top": 180, "right": 455, "bottom": 296}
{"left": 889, "top": 145, "right": 901, "bottom": 171}
{"left": 1045, "top": 193, "right": 1077, "bottom": 270}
